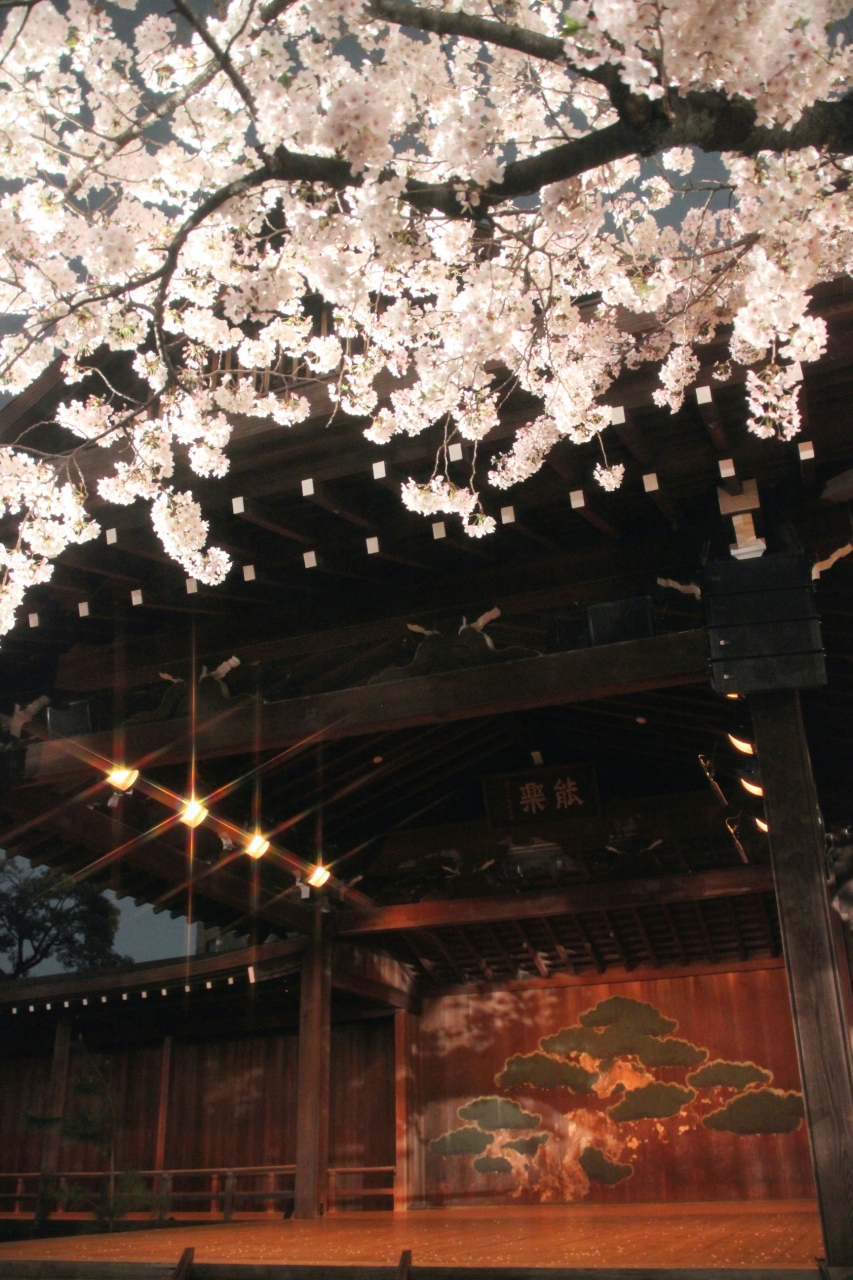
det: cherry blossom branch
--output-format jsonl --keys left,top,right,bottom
{"left": 170, "top": 0, "right": 257, "bottom": 118}
{"left": 367, "top": 1, "right": 567, "bottom": 66}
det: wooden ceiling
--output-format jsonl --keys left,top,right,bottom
{"left": 0, "top": 282, "right": 852, "bottom": 945}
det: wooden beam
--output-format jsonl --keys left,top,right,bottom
{"left": 338, "top": 866, "right": 773, "bottom": 935}
{"left": 0, "top": 936, "right": 307, "bottom": 1007}
{"left": 30, "top": 629, "right": 710, "bottom": 784}
{"left": 236, "top": 501, "right": 313, "bottom": 547}
{"left": 695, "top": 385, "right": 729, "bottom": 452}
{"left": 294, "top": 909, "right": 332, "bottom": 1219}
{"left": 0, "top": 793, "right": 313, "bottom": 935}
{"left": 751, "top": 690, "right": 853, "bottom": 1266}
{"left": 55, "top": 575, "right": 680, "bottom": 691}
{"left": 609, "top": 405, "right": 654, "bottom": 465}
{"left": 331, "top": 942, "right": 419, "bottom": 1012}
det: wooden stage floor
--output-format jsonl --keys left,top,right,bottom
{"left": 0, "top": 1201, "right": 822, "bottom": 1270}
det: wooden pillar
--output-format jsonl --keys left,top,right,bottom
{"left": 293, "top": 909, "right": 332, "bottom": 1219}
{"left": 394, "top": 1010, "right": 409, "bottom": 1212}
{"left": 154, "top": 1036, "right": 172, "bottom": 1176}
{"left": 751, "top": 690, "right": 853, "bottom": 1265}
{"left": 36, "top": 1014, "right": 72, "bottom": 1225}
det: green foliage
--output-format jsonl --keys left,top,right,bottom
{"left": 502, "top": 1134, "right": 548, "bottom": 1157}
{"left": 687, "top": 1060, "right": 772, "bottom": 1090}
{"left": 580, "top": 996, "right": 677, "bottom": 1037}
{"left": 473, "top": 1155, "right": 513, "bottom": 1175}
{"left": 497, "top": 1052, "right": 597, "bottom": 1093}
{"left": 541, "top": 997, "right": 707, "bottom": 1071}
{"left": 458, "top": 1096, "right": 541, "bottom": 1131}
{"left": 61, "top": 1113, "right": 111, "bottom": 1147}
{"left": 702, "top": 1088, "right": 804, "bottom": 1134}
{"left": 579, "top": 1146, "right": 634, "bottom": 1185}
{"left": 607, "top": 1081, "right": 695, "bottom": 1122}
{"left": 0, "top": 856, "right": 127, "bottom": 979}
{"left": 57, "top": 1171, "right": 167, "bottom": 1230}
{"left": 430, "top": 1126, "right": 493, "bottom": 1157}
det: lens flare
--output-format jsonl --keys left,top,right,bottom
{"left": 180, "top": 797, "right": 208, "bottom": 828}
{"left": 107, "top": 767, "right": 139, "bottom": 791}
{"left": 245, "top": 833, "right": 269, "bottom": 859}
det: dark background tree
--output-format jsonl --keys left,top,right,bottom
{"left": 0, "top": 857, "right": 127, "bottom": 980}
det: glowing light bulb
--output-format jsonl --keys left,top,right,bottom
{"left": 755, "top": 817, "right": 769, "bottom": 833}
{"left": 727, "top": 732, "right": 754, "bottom": 756}
{"left": 180, "top": 797, "right": 208, "bottom": 828}
{"left": 107, "top": 767, "right": 138, "bottom": 792}
{"left": 740, "top": 777, "right": 764, "bottom": 797}
{"left": 307, "top": 864, "right": 330, "bottom": 888}
{"left": 245, "top": 833, "right": 269, "bottom": 859}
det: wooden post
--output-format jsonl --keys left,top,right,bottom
{"left": 154, "top": 1035, "right": 172, "bottom": 1174}
{"left": 751, "top": 690, "right": 853, "bottom": 1265}
{"left": 154, "top": 1036, "right": 172, "bottom": 1220}
{"left": 394, "top": 1010, "right": 410, "bottom": 1212}
{"left": 36, "top": 1014, "right": 72, "bottom": 1226}
{"left": 293, "top": 908, "right": 332, "bottom": 1219}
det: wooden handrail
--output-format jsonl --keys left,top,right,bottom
{"left": 0, "top": 1164, "right": 395, "bottom": 1220}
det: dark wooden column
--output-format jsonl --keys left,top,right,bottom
{"left": 36, "top": 1014, "right": 72, "bottom": 1226}
{"left": 154, "top": 1036, "right": 172, "bottom": 1176}
{"left": 751, "top": 690, "right": 853, "bottom": 1265}
{"left": 294, "top": 909, "right": 332, "bottom": 1219}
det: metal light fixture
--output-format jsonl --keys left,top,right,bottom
{"left": 107, "top": 767, "right": 139, "bottom": 792}
{"left": 180, "top": 797, "right": 208, "bottom": 828}
{"left": 307, "top": 863, "right": 330, "bottom": 888}
{"left": 740, "top": 776, "right": 764, "bottom": 797}
{"left": 245, "top": 833, "right": 269, "bottom": 859}
{"left": 755, "top": 817, "right": 769, "bottom": 833}
{"left": 727, "top": 732, "right": 755, "bottom": 755}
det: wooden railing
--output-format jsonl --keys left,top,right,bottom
{"left": 0, "top": 1164, "right": 395, "bottom": 1219}
{"left": 327, "top": 1165, "right": 395, "bottom": 1212}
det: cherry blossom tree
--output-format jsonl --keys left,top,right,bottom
{"left": 0, "top": 0, "right": 851, "bottom": 634}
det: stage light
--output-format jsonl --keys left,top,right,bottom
{"left": 726, "top": 693, "right": 741, "bottom": 700}
{"left": 740, "top": 776, "right": 764, "bottom": 797}
{"left": 755, "top": 817, "right": 769, "bottom": 833}
{"left": 180, "top": 797, "right": 208, "bottom": 828}
{"left": 245, "top": 833, "right": 269, "bottom": 859}
{"left": 107, "top": 767, "right": 139, "bottom": 792}
{"left": 307, "top": 863, "right": 330, "bottom": 888}
{"left": 727, "top": 732, "right": 754, "bottom": 755}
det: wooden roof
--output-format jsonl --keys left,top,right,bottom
{"left": 0, "top": 284, "right": 851, "bottom": 972}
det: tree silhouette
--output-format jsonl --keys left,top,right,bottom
{"left": 0, "top": 857, "right": 126, "bottom": 980}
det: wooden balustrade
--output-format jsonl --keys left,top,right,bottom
{"left": 327, "top": 1166, "right": 396, "bottom": 1213}
{"left": 0, "top": 1163, "right": 395, "bottom": 1220}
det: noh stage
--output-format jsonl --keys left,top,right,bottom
{"left": 0, "top": 1202, "right": 823, "bottom": 1275}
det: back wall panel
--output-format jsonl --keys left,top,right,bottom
{"left": 406, "top": 961, "right": 814, "bottom": 1207}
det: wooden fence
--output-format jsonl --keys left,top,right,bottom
{"left": 0, "top": 1163, "right": 395, "bottom": 1219}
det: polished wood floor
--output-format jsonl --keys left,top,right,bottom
{"left": 0, "top": 1202, "right": 822, "bottom": 1270}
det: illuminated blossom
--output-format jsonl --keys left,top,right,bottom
{"left": 0, "top": 0, "right": 846, "bottom": 631}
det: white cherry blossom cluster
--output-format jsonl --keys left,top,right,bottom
{"left": 593, "top": 462, "right": 625, "bottom": 492}
{"left": 0, "top": 0, "right": 848, "bottom": 629}
{"left": 745, "top": 364, "right": 803, "bottom": 441}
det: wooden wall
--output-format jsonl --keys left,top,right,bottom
{"left": 402, "top": 959, "right": 815, "bottom": 1207}
{"left": 0, "top": 1053, "right": 53, "bottom": 1173}
{"left": 0, "top": 1019, "right": 394, "bottom": 1176}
